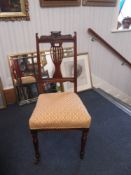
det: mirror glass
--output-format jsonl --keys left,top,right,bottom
{"left": 8, "top": 47, "right": 73, "bottom": 105}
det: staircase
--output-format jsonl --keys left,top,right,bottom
{"left": 95, "top": 88, "right": 131, "bottom": 116}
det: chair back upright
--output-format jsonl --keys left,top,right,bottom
{"left": 36, "top": 31, "right": 77, "bottom": 93}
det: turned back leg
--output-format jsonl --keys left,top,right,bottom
{"left": 80, "top": 128, "right": 89, "bottom": 159}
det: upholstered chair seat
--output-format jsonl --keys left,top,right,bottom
{"left": 29, "top": 92, "right": 91, "bottom": 130}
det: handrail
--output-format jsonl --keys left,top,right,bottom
{"left": 88, "top": 28, "right": 131, "bottom": 68}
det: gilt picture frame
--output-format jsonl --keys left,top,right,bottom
{"left": 0, "top": 0, "right": 30, "bottom": 21}
{"left": 61, "top": 53, "right": 92, "bottom": 92}
{"left": 39, "top": 0, "right": 81, "bottom": 7}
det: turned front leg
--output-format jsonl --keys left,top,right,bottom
{"left": 30, "top": 130, "right": 40, "bottom": 164}
{"left": 80, "top": 128, "right": 89, "bottom": 159}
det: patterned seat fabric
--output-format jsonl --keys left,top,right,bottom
{"left": 29, "top": 92, "right": 91, "bottom": 130}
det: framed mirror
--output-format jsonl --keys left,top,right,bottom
{"left": 0, "top": 0, "right": 30, "bottom": 21}
{"left": 8, "top": 48, "right": 73, "bottom": 105}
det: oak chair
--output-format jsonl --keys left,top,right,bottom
{"left": 29, "top": 31, "right": 91, "bottom": 164}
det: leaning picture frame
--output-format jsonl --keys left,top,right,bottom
{"left": 0, "top": 0, "right": 30, "bottom": 21}
{"left": 61, "top": 53, "right": 92, "bottom": 92}
{"left": 0, "top": 78, "right": 6, "bottom": 109}
{"left": 39, "top": 0, "right": 81, "bottom": 7}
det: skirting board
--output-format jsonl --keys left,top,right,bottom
{"left": 92, "top": 74, "right": 131, "bottom": 106}
{"left": 3, "top": 88, "right": 16, "bottom": 105}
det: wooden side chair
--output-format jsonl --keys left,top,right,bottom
{"left": 29, "top": 31, "right": 91, "bottom": 164}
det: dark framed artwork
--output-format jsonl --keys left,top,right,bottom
{"left": 82, "top": 0, "right": 117, "bottom": 7}
{"left": 0, "top": 0, "right": 30, "bottom": 21}
{"left": 39, "top": 0, "right": 81, "bottom": 7}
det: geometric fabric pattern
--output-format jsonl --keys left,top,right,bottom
{"left": 29, "top": 92, "right": 91, "bottom": 130}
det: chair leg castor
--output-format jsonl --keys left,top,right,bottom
{"left": 34, "top": 155, "right": 40, "bottom": 164}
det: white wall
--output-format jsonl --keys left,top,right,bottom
{"left": 0, "top": 0, "right": 131, "bottom": 96}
